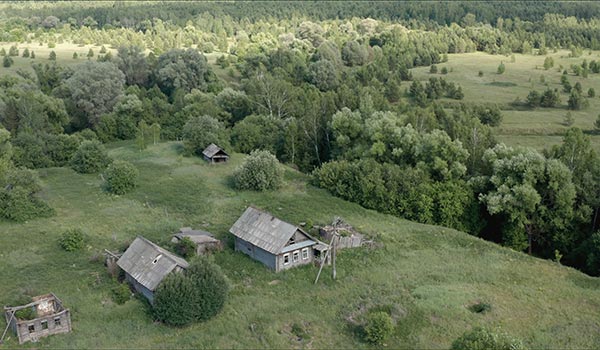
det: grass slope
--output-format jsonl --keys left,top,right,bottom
{"left": 411, "top": 50, "right": 600, "bottom": 152}
{"left": 0, "top": 142, "right": 599, "bottom": 349}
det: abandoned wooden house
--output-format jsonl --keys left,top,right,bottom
{"left": 202, "top": 143, "right": 229, "bottom": 163}
{"left": 229, "top": 206, "right": 329, "bottom": 272}
{"left": 3, "top": 293, "right": 71, "bottom": 344}
{"left": 117, "top": 236, "right": 189, "bottom": 303}
{"left": 171, "top": 227, "right": 223, "bottom": 255}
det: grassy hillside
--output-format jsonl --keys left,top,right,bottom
{"left": 411, "top": 50, "right": 600, "bottom": 152}
{"left": 0, "top": 141, "right": 599, "bottom": 348}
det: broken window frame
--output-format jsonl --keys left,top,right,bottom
{"left": 283, "top": 253, "right": 290, "bottom": 265}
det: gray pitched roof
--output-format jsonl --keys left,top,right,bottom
{"left": 117, "top": 236, "right": 189, "bottom": 291}
{"left": 230, "top": 207, "right": 312, "bottom": 254}
{"left": 202, "top": 143, "right": 229, "bottom": 158}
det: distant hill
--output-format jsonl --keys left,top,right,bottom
{"left": 0, "top": 141, "right": 598, "bottom": 348}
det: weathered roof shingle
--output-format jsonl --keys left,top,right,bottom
{"left": 117, "top": 236, "right": 189, "bottom": 291}
{"left": 202, "top": 143, "right": 229, "bottom": 158}
{"left": 229, "top": 207, "right": 314, "bottom": 254}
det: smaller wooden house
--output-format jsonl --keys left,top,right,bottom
{"left": 171, "top": 227, "right": 223, "bottom": 255}
{"left": 3, "top": 293, "right": 71, "bottom": 344}
{"left": 230, "top": 206, "right": 329, "bottom": 272}
{"left": 202, "top": 143, "right": 229, "bottom": 163}
{"left": 117, "top": 236, "right": 189, "bottom": 303}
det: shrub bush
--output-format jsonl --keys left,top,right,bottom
{"left": 111, "top": 283, "right": 132, "bottom": 304}
{"left": 59, "top": 228, "right": 85, "bottom": 252}
{"left": 174, "top": 237, "right": 197, "bottom": 259}
{"left": 104, "top": 160, "right": 138, "bottom": 195}
{"left": 451, "top": 327, "right": 526, "bottom": 350}
{"left": 468, "top": 302, "right": 492, "bottom": 314}
{"left": 233, "top": 150, "right": 283, "bottom": 191}
{"left": 153, "top": 257, "right": 229, "bottom": 326}
{"left": 364, "top": 311, "right": 394, "bottom": 344}
{"left": 70, "top": 140, "right": 112, "bottom": 174}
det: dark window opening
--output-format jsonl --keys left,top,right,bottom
{"left": 54, "top": 317, "right": 61, "bottom": 327}
{"left": 28, "top": 324, "right": 35, "bottom": 333}
{"left": 41, "top": 321, "right": 48, "bottom": 330}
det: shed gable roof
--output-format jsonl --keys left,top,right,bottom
{"left": 117, "top": 236, "right": 189, "bottom": 291}
{"left": 229, "top": 207, "right": 313, "bottom": 254}
{"left": 202, "top": 143, "right": 229, "bottom": 158}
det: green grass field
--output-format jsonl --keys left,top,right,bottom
{"left": 0, "top": 141, "right": 599, "bottom": 348}
{"left": 411, "top": 50, "right": 600, "bottom": 152}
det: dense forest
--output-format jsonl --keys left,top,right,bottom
{"left": 0, "top": 1, "right": 599, "bottom": 277}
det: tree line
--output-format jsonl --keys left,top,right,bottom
{"left": 0, "top": 3, "right": 599, "bottom": 276}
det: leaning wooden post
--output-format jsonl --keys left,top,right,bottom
{"left": 332, "top": 235, "right": 337, "bottom": 280}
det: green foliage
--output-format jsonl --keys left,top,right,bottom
{"left": 468, "top": 302, "right": 492, "bottom": 313}
{"left": 543, "top": 57, "right": 554, "bottom": 70}
{"left": 341, "top": 40, "right": 369, "bottom": 66}
{"left": 588, "top": 87, "right": 595, "bottom": 97}
{"left": 153, "top": 257, "right": 229, "bottom": 326}
{"left": 72, "top": 52, "right": 78, "bottom": 59}
{"left": 49, "top": 50, "right": 56, "bottom": 60}
{"left": 3, "top": 56, "right": 13, "bottom": 67}
{"left": 441, "top": 66, "right": 448, "bottom": 74}
{"left": 595, "top": 115, "right": 600, "bottom": 132}
{"left": 478, "top": 70, "right": 483, "bottom": 77}
{"left": 567, "top": 89, "right": 588, "bottom": 110}
{"left": 174, "top": 237, "right": 197, "bottom": 259}
{"left": 104, "top": 160, "right": 138, "bottom": 195}
{"left": 58, "top": 228, "right": 85, "bottom": 252}
{"left": 59, "top": 61, "right": 125, "bottom": 128}
{"left": 233, "top": 150, "right": 283, "bottom": 191}
{"left": 8, "top": 45, "right": 18, "bottom": 57}
{"left": 22, "top": 48, "right": 29, "bottom": 58}
{"left": 111, "top": 283, "right": 131, "bottom": 304}
{"left": 430, "top": 64, "right": 438, "bottom": 74}
{"left": 0, "top": 48, "right": 5, "bottom": 56}
{"left": 497, "top": 61, "right": 505, "bottom": 74}
{"left": 451, "top": 327, "right": 526, "bottom": 350}
{"left": 563, "top": 112, "right": 575, "bottom": 127}
{"left": 479, "top": 144, "right": 576, "bottom": 253}
{"left": 182, "top": 115, "right": 228, "bottom": 156}
{"left": 115, "top": 45, "right": 149, "bottom": 86}
{"left": 364, "top": 311, "right": 394, "bottom": 344}
{"left": 155, "top": 48, "right": 218, "bottom": 96}
{"left": 308, "top": 59, "right": 340, "bottom": 91}
{"left": 231, "top": 115, "right": 283, "bottom": 154}
{"left": 70, "top": 140, "right": 112, "bottom": 174}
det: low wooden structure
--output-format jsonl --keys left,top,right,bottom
{"left": 202, "top": 143, "right": 229, "bottom": 163}
{"left": 171, "top": 227, "right": 223, "bottom": 255}
{"left": 319, "top": 218, "right": 364, "bottom": 250}
{"left": 117, "top": 236, "right": 189, "bottom": 303}
{"left": 3, "top": 294, "right": 71, "bottom": 344}
{"left": 230, "top": 206, "right": 329, "bottom": 272}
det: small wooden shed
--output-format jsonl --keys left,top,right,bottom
{"left": 3, "top": 293, "right": 71, "bottom": 344}
{"left": 117, "top": 236, "right": 189, "bottom": 303}
{"left": 202, "top": 143, "right": 229, "bottom": 163}
{"left": 171, "top": 227, "right": 223, "bottom": 255}
{"left": 230, "top": 206, "right": 328, "bottom": 272}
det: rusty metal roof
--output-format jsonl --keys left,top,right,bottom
{"left": 117, "top": 236, "right": 189, "bottom": 292}
{"left": 229, "top": 207, "right": 311, "bottom": 254}
{"left": 202, "top": 143, "right": 229, "bottom": 158}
